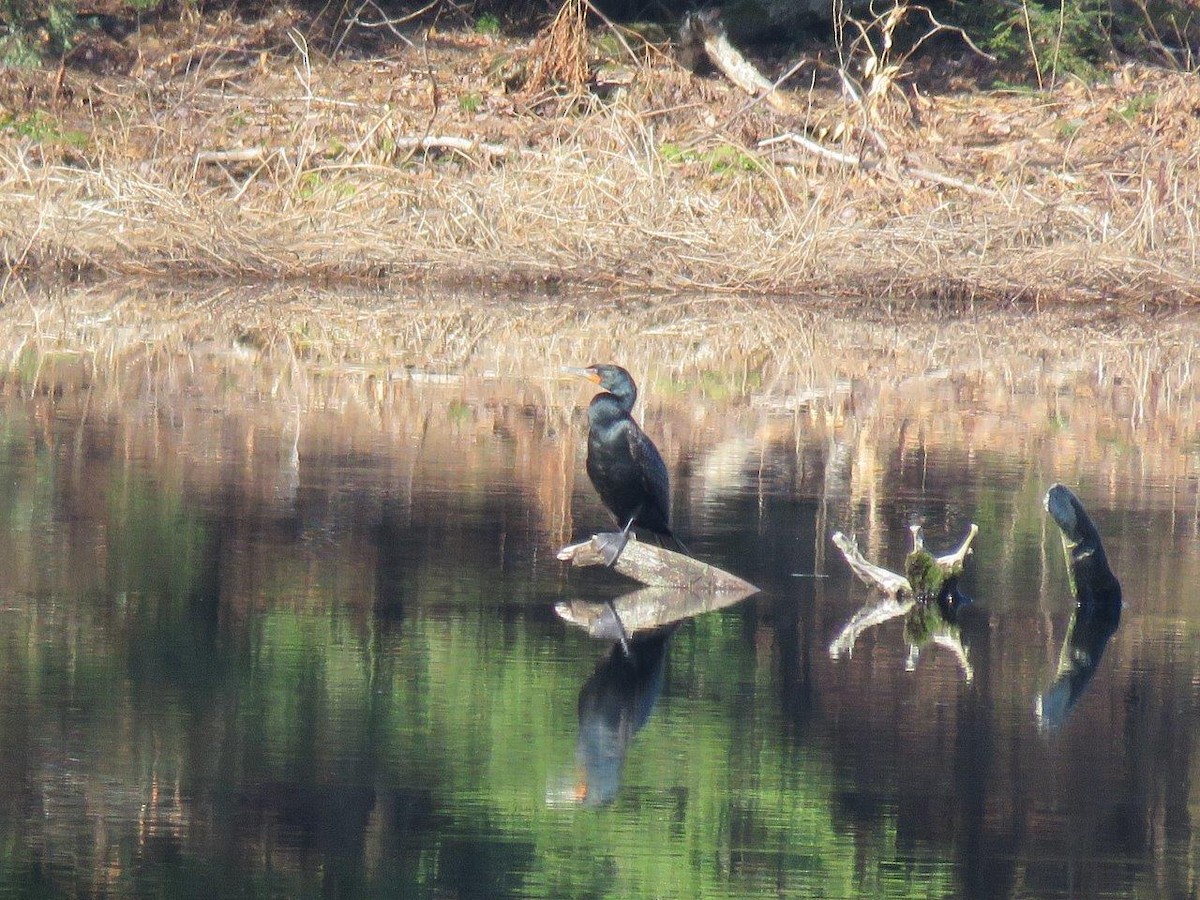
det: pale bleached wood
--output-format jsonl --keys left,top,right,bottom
{"left": 556, "top": 584, "right": 758, "bottom": 639}
{"left": 831, "top": 523, "right": 979, "bottom": 598}
{"left": 557, "top": 533, "right": 758, "bottom": 593}
{"left": 831, "top": 531, "right": 911, "bottom": 597}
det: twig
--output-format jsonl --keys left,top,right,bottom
{"left": 397, "top": 32, "right": 442, "bottom": 168}
{"left": 581, "top": 0, "right": 641, "bottom": 67}
{"left": 759, "top": 131, "right": 868, "bottom": 169}
{"left": 196, "top": 136, "right": 512, "bottom": 169}
{"left": 339, "top": 0, "right": 422, "bottom": 49}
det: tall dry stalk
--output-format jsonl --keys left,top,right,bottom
{"left": 524, "top": 0, "right": 589, "bottom": 95}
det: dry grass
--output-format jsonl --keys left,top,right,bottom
{"left": 0, "top": 6, "right": 1198, "bottom": 303}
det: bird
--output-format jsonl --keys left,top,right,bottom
{"left": 567, "top": 364, "right": 676, "bottom": 562}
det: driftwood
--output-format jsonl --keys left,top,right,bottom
{"left": 679, "top": 11, "right": 797, "bottom": 115}
{"left": 832, "top": 523, "right": 978, "bottom": 600}
{"left": 831, "top": 532, "right": 912, "bottom": 598}
{"left": 556, "top": 584, "right": 758, "bottom": 640}
{"left": 557, "top": 532, "right": 758, "bottom": 593}
{"left": 828, "top": 524, "right": 979, "bottom": 681}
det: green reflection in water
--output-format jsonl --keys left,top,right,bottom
{"left": 0, "top": 439, "right": 960, "bottom": 899}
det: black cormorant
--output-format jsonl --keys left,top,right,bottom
{"left": 568, "top": 364, "right": 674, "bottom": 557}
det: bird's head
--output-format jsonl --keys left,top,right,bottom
{"left": 566, "top": 364, "right": 636, "bottom": 395}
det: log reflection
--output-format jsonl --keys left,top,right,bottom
{"left": 555, "top": 584, "right": 757, "bottom": 639}
{"left": 1036, "top": 484, "right": 1123, "bottom": 732}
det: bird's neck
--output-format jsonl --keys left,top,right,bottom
{"left": 588, "top": 393, "right": 631, "bottom": 428}
{"left": 602, "top": 383, "right": 636, "bottom": 412}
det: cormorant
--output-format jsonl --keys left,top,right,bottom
{"left": 567, "top": 364, "right": 675, "bottom": 559}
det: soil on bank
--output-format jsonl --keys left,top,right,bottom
{"left": 1, "top": 3, "right": 1198, "bottom": 305}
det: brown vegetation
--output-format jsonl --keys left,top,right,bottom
{"left": 0, "top": 4, "right": 1198, "bottom": 303}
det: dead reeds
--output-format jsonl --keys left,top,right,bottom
{"left": 523, "top": 0, "right": 590, "bottom": 96}
{"left": 0, "top": 8, "right": 1198, "bottom": 304}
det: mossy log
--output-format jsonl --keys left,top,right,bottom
{"left": 832, "top": 523, "right": 978, "bottom": 600}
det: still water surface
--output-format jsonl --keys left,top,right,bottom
{"left": 1, "top": 295, "right": 1199, "bottom": 899}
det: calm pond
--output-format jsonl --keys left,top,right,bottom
{"left": 1, "top": 287, "right": 1199, "bottom": 899}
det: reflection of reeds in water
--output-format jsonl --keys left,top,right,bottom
{"left": 3, "top": 282, "right": 1200, "bottom": 557}
{"left": 5, "top": 285, "right": 1200, "bottom": 891}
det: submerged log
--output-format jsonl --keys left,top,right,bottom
{"left": 1036, "top": 484, "right": 1122, "bottom": 732}
{"left": 831, "top": 523, "right": 978, "bottom": 600}
{"left": 555, "top": 584, "right": 758, "bottom": 640}
{"left": 828, "top": 523, "right": 979, "bottom": 681}
{"left": 557, "top": 533, "right": 758, "bottom": 593}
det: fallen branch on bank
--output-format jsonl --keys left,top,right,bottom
{"left": 759, "top": 133, "right": 1001, "bottom": 198}
{"left": 684, "top": 11, "right": 1003, "bottom": 199}
{"left": 194, "top": 135, "right": 513, "bottom": 169}
{"left": 680, "top": 10, "right": 797, "bottom": 116}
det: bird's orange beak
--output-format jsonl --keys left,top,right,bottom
{"left": 564, "top": 366, "right": 601, "bottom": 384}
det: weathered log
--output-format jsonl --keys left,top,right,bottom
{"left": 557, "top": 533, "right": 758, "bottom": 593}
{"left": 556, "top": 584, "right": 758, "bottom": 640}
{"left": 831, "top": 523, "right": 978, "bottom": 599}
{"left": 828, "top": 523, "right": 979, "bottom": 681}
{"left": 679, "top": 10, "right": 797, "bottom": 115}
{"left": 1035, "top": 484, "right": 1122, "bottom": 732}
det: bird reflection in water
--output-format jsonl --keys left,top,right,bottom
{"left": 550, "top": 587, "right": 754, "bottom": 806}
{"left": 548, "top": 626, "right": 675, "bottom": 808}
{"left": 1036, "top": 483, "right": 1123, "bottom": 732}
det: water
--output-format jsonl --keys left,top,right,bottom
{"left": 1, "top": 295, "right": 1199, "bottom": 899}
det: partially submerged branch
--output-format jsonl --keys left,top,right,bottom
{"left": 831, "top": 531, "right": 912, "bottom": 598}
{"left": 828, "top": 523, "right": 979, "bottom": 681}
{"left": 831, "top": 523, "right": 978, "bottom": 598}
{"left": 558, "top": 532, "right": 758, "bottom": 593}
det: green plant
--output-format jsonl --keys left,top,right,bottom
{"left": 1056, "top": 117, "right": 1084, "bottom": 139}
{"left": 660, "top": 142, "right": 760, "bottom": 175}
{"left": 0, "top": 110, "right": 89, "bottom": 147}
{"left": 960, "top": 0, "right": 1113, "bottom": 85}
{"left": 474, "top": 12, "right": 501, "bottom": 36}
{"left": 458, "top": 92, "right": 483, "bottom": 114}
{"left": 0, "top": 0, "right": 78, "bottom": 65}
{"left": 1110, "top": 92, "right": 1158, "bottom": 124}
